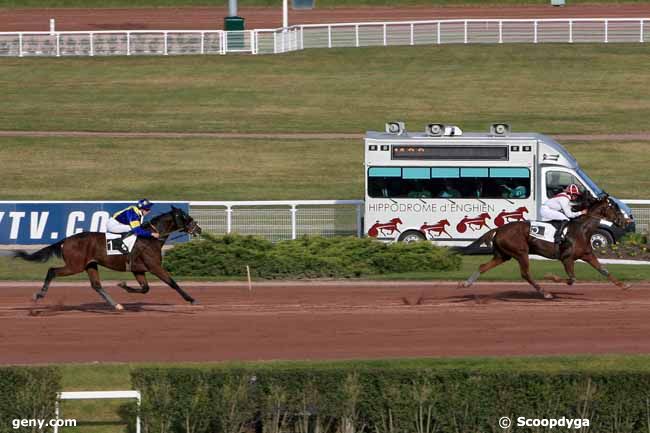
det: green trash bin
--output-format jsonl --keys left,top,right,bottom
{"left": 224, "top": 16, "right": 245, "bottom": 51}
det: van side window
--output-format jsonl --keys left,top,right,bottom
{"left": 545, "top": 171, "right": 586, "bottom": 198}
{"left": 368, "top": 167, "right": 530, "bottom": 199}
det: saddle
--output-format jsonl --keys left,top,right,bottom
{"left": 105, "top": 233, "right": 137, "bottom": 256}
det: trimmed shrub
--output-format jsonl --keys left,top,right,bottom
{"left": 132, "top": 363, "right": 650, "bottom": 433}
{"left": 164, "top": 234, "right": 460, "bottom": 278}
{"left": 0, "top": 367, "right": 61, "bottom": 433}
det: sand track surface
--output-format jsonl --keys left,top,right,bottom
{"left": 0, "top": 281, "right": 648, "bottom": 364}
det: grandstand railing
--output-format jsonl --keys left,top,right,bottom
{"left": 1, "top": 18, "right": 648, "bottom": 57}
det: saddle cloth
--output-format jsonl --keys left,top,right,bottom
{"left": 529, "top": 221, "right": 558, "bottom": 243}
{"left": 105, "top": 233, "right": 137, "bottom": 256}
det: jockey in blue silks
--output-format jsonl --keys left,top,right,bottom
{"left": 106, "top": 199, "right": 159, "bottom": 239}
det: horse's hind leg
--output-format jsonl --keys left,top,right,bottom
{"left": 86, "top": 263, "right": 123, "bottom": 310}
{"left": 458, "top": 255, "right": 506, "bottom": 289}
{"left": 582, "top": 253, "right": 631, "bottom": 290}
{"left": 34, "top": 264, "right": 84, "bottom": 302}
{"left": 516, "top": 255, "right": 553, "bottom": 299}
{"left": 118, "top": 272, "right": 150, "bottom": 294}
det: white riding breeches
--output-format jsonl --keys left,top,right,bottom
{"left": 106, "top": 218, "right": 132, "bottom": 234}
{"left": 539, "top": 206, "right": 569, "bottom": 222}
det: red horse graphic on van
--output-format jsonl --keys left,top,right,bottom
{"left": 456, "top": 213, "right": 491, "bottom": 233}
{"left": 368, "top": 218, "right": 403, "bottom": 237}
{"left": 495, "top": 207, "right": 529, "bottom": 227}
{"left": 420, "top": 220, "right": 452, "bottom": 239}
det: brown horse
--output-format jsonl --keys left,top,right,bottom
{"left": 14, "top": 206, "right": 202, "bottom": 310}
{"left": 456, "top": 195, "right": 629, "bottom": 299}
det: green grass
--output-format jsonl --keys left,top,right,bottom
{"left": 0, "top": 136, "right": 649, "bottom": 200}
{"left": 0, "top": 0, "right": 646, "bottom": 8}
{"left": 2, "top": 44, "right": 650, "bottom": 134}
{"left": 49, "top": 355, "right": 650, "bottom": 432}
{"left": 3, "top": 254, "right": 650, "bottom": 281}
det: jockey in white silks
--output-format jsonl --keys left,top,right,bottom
{"left": 539, "top": 184, "right": 587, "bottom": 244}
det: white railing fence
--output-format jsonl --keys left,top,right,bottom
{"left": 54, "top": 391, "right": 141, "bottom": 433}
{"left": 1, "top": 18, "right": 648, "bottom": 57}
{"left": 187, "top": 199, "right": 650, "bottom": 242}
{"left": 189, "top": 200, "right": 364, "bottom": 242}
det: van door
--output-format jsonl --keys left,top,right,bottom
{"left": 541, "top": 167, "right": 594, "bottom": 201}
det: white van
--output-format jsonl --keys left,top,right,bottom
{"left": 364, "top": 122, "right": 634, "bottom": 248}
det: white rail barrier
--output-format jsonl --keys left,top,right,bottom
{"left": 189, "top": 200, "right": 364, "bottom": 242}
{"left": 54, "top": 390, "right": 141, "bottom": 433}
{"left": 1, "top": 18, "right": 648, "bottom": 57}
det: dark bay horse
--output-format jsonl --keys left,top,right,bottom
{"left": 456, "top": 195, "right": 629, "bottom": 299}
{"left": 14, "top": 206, "right": 202, "bottom": 310}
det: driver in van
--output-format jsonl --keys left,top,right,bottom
{"left": 539, "top": 184, "right": 587, "bottom": 245}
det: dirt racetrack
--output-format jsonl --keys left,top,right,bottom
{"left": 0, "top": 280, "right": 649, "bottom": 365}
{"left": 3, "top": 4, "right": 650, "bottom": 32}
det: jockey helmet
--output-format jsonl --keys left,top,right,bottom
{"left": 564, "top": 184, "right": 581, "bottom": 196}
{"left": 137, "top": 198, "right": 153, "bottom": 210}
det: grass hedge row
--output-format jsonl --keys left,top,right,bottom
{"left": 132, "top": 362, "right": 650, "bottom": 433}
{"left": 164, "top": 234, "right": 460, "bottom": 278}
{"left": 0, "top": 367, "right": 61, "bottom": 433}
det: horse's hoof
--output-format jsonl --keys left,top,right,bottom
{"left": 543, "top": 292, "right": 554, "bottom": 300}
{"left": 118, "top": 282, "right": 127, "bottom": 289}
{"left": 621, "top": 283, "right": 632, "bottom": 291}
{"left": 190, "top": 300, "right": 200, "bottom": 305}
{"left": 32, "top": 293, "right": 43, "bottom": 302}
{"left": 115, "top": 304, "right": 124, "bottom": 311}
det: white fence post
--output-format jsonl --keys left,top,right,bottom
{"left": 56, "top": 33, "right": 60, "bottom": 57}
{"left": 291, "top": 205, "right": 297, "bottom": 239}
{"left": 300, "top": 25, "right": 304, "bottom": 50}
{"left": 534, "top": 19, "right": 538, "bottom": 43}
{"left": 226, "top": 206, "right": 232, "bottom": 233}
{"left": 127, "top": 31, "right": 131, "bottom": 55}
{"left": 604, "top": 19, "right": 608, "bottom": 43}
{"left": 499, "top": 20, "right": 503, "bottom": 43}
{"left": 164, "top": 31, "right": 168, "bottom": 55}
{"left": 90, "top": 32, "right": 94, "bottom": 56}
{"left": 355, "top": 24, "right": 359, "bottom": 47}
{"left": 641, "top": 19, "right": 645, "bottom": 43}
{"left": 410, "top": 23, "right": 414, "bottom": 45}
{"left": 569, "top": 19, "right": 573, "bottom": 43}
{"left": 18, "top": 33, "right": 23, "bottom": 57}
{"left": 437, "top": 21, "right": 441, "bottom": 44}
{"left": 383, "top": 23, "right": 387, "bottom": 46}
{"left": 464, "top": 20, "right": 468, "bottom": 43}
{"left": 200, "top": 31, "right": 205, "bottom": 54}
{"left": 328, "top": 25, "right": 332, "bottom": 48}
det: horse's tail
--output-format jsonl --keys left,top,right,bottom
{"left": 14, "top": 240, "right": 64, "bottom": 263}
{"left": 452, "top": 229, "right": 498, "bottom": 255}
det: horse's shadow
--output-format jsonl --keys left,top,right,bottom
{"left": 16, "top": 301, "right": 197, "bottom": 316}
{"left": 444, "top": 290, "right": 587, "bottom": 304}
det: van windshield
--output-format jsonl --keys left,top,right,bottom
{"left": 577, "top": 168, "right": 603, "bottom": 196}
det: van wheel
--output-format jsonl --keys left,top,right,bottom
{"left": 398, "top": 231, "right": 426, "bottom": 243}
{"left": 591, "top": 229, "right": 614, "bottom": 250}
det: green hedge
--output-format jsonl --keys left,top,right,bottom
{"left": 164, "top": 234, "right": 460, "bottom": 278}
{"left": 0, "top": 367, "right": 61, "bottom": 433}
{"left": 132, "top": 362, "right": 650, "bottom": 433}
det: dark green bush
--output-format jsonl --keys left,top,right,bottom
{"left": 132, "top": 363, "right": 650, "bottom": 433}
{"left": 0, "top": 367, "right": 61, "bottom": 433}
{"left": 164, "top": 234, "right": 460, "bottom": 278}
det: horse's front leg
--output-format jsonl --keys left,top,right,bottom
{"left": 146, "top": 263, "right": 197, "bottom": 304}
{"left": 118, "top": 272, "right": 150, "bottom": 294}
{"left": 582, "top": 253, "right": 631, "bottom": 290}
{"left": 545, "top": 258, "right": 577, "bottom": 285}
